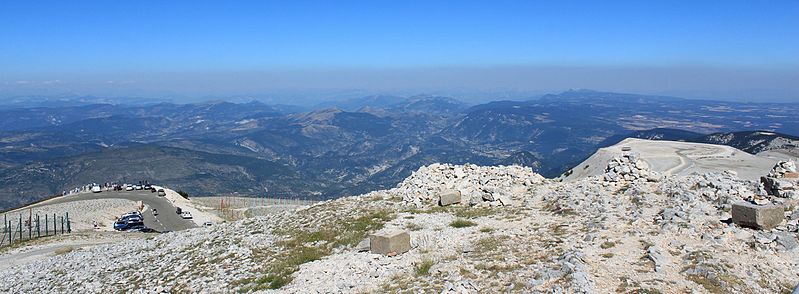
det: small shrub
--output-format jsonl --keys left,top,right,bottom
{"left": 415, "top": 258, "right": 434, "bottom": 276}
{"left": 479, "top": 227, "right": 494, "bottom": 233}
{"left": 176, "top": 190, "right": 190, "bottom": 199}
{"left": 450, "top": 219, "right": 477, "bottom": 228}
{"left": 405, "top": 223, "right": 423, "bottom": 231}
{"left": 600, "top": 241, "right": 616, "bottom": 249}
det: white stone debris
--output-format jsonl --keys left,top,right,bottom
{"left": 600, "top": 152, "right": 662, "bottom": 185}
{"left": 762, "top": 160, "right": 799, "bottom": 199}
{"left": 0, "top": 161, "right": 797, "bottom": 293}
{"left": 391, "top": 163, "right": 544, "bottom": 207}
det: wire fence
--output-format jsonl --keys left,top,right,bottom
{"left": 0, "top": 212, "right": 71, "bottom": 247}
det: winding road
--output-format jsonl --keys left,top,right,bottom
{"left": 30, "top": 190, "right": 196, "bottom": 232}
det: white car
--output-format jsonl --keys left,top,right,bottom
{"left": 125, "top": 185, "right": 134, "bottom": 191}
{"left": 181, "top": 211, "right": 193, "bottom": 219}
{"left": 91, "top": 186, "right": 102, "bottom": 193}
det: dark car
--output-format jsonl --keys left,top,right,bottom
{"left": 113, "top": 220, "right": 128, "bottom": 231}
{"left": 126, "top": 224, "right": 147, "bottom": 232}
{"left": 125, "top": 216, "right": 143, "bottom": 224}
{"left": 176, "top": 207, "right": 182, "bottom": 214}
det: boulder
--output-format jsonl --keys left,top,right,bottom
{"left": 355, "top": 238, "right": 371, "bottom": 252}
{"left": 438, "top": 190, "right": 462, "bottom": 206}
{"left": 497, "top": 195, "right": 514, "bottom": 206}
{"left": 775, "top": 232, "right": 798, "bottom": 251}
{"left": 370, "top": 230, "right": 411, "bottom": 255}
{"left": 732, "top": 202, "right": 784, "bottom": 230}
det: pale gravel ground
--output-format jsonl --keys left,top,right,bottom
{"left": 0, "top": 139, "right": 797, "bottom": 293}
{"left": 563, "top": 138, "right": 778, "bottom": 181}
{"left": 192, "top": 196, "right": 315, "bottom": 220}
{"left": 0, "top": 231, "right": 150, "bottom": 271}
{"left": 4, "top": 199, "right": 139, "bottom": 231}
{"left": 0, "top": 170, "right": 797, "bottom": 293}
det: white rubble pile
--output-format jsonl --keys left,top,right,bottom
{"left": 767, "top": 160, "right": 797, "bottom": 178}
{"left": 659, "top": 171, "right": 762, "bottom": 207}
{"left": 600, "top": 152, "right": 661, "bottom": 184}
{"left": 762, "top": 160, "right": 799, "bottom": 199}
{"left": 0, "top": 163, "right": 797, "bottom": 293}
{"left": 390, "top": 163, "right": 545, "bottom": 206}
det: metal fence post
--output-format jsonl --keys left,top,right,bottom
{"left": 53, "top": 213, "right": 56, "bottom": 235}
{"left": 36, "top": 215, "right": 40, "bottom": 237}
{"left": 66, "top": 212, "right": 71, "bottom": 233}
{"left": 45, "top": 214, "right": 48, "bottom": 236}
{"left": 18, "top": 215, "right": 22, "bottom": 242}
{"left": 60, "top": 216, "right": 64, "bottom": 234}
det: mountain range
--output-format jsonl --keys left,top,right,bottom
{"left": 1, "top": 90, "right": 797, "bottom": 210}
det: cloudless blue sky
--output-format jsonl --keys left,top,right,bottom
{"left": 1, "top": 1, "right": 798, "bottom": 101}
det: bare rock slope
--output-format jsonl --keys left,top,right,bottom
{"left": 0, "top": 146, "right": 798, "bottom": 293}
{"left": 562, "top": 138, "right": 778, "bottom": 181}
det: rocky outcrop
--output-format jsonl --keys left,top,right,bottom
{"left": 601, "top": 152, "right": 661, "bottom": 184}
{"left": 393, "top": 163, "right": 544, "bottom": 207}
{"left": 762, "top": 160, "right": 799, "bottom": 199}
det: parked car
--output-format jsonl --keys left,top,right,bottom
{"left": 157, "top": 189, "right": 166, "bottom": 196}
{"left": 91, "top": 186, "right": 102, "bottom": 193}
{"left": 120, "top": 211, "right": 142, "bottom": 220}
{"left": 203, "top": 221, "right": 213, "bottom": 227}
{"left": 144, "top": 184, "right": 152, "bottom": 190}
{"left": 135, "top": 185, "right": 143, "bottom": 190}
{"left": 113, "top": 220, "right": 128, "bottom": 231}
{"left": 126, "top": 216, "right": 143, "bottom": 224}
{"left": 175, "top": 207, "right": 182, "bottom": 214}
{"left": 126, "top": 224, "right": 147, "bottom": 232}
{"left": 125, "top": 185, "right": 134, "bottom": 191}
{"left": 181, "top": 211, "right": 193, "bottom": 219}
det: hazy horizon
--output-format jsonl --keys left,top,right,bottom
{"left": 2, "top": 1, "right": 798, "bottom": 103}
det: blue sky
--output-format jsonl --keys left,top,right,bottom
{"left": 1, "top": 1, "right": 798, "bottom": 102}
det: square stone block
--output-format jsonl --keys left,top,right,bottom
{"left": 732, "top": 201, "right": 784, "bottom": 230}
{"left": 439, "top": 190, "right": 462, "bottom": 206}
{"left": 370, "top": 230, "right": 411, "bottom": 255}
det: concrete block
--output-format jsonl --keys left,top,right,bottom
{"left": 370, "top": 230, "right": 411, "bottom": 255}
{"left": 439, "top": 190, "right": 462, "bottom": 206}
{"left": 732, "top": 201, "right": 784, "bottom": 230}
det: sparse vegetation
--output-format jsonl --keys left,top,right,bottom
{"left": 241, "top": 209, "right": 396, "bottom": 291}
{"left": 415, "top": 258, "right": 434, "bottom": 276}
{"left": 176, "top": 190, "right": 190, "bottom": 199}
{"left": 450, "top": 219, "right": 477, "bottom": 228}
{"left": 405, "top": 223, "right": 423, "bottom": 231}
{"left": 600, "top": 241, "right": 616, "bottom": 249}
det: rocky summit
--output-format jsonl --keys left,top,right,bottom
{"left": 1, "top": 161, "right": 798, "bottom": 293}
